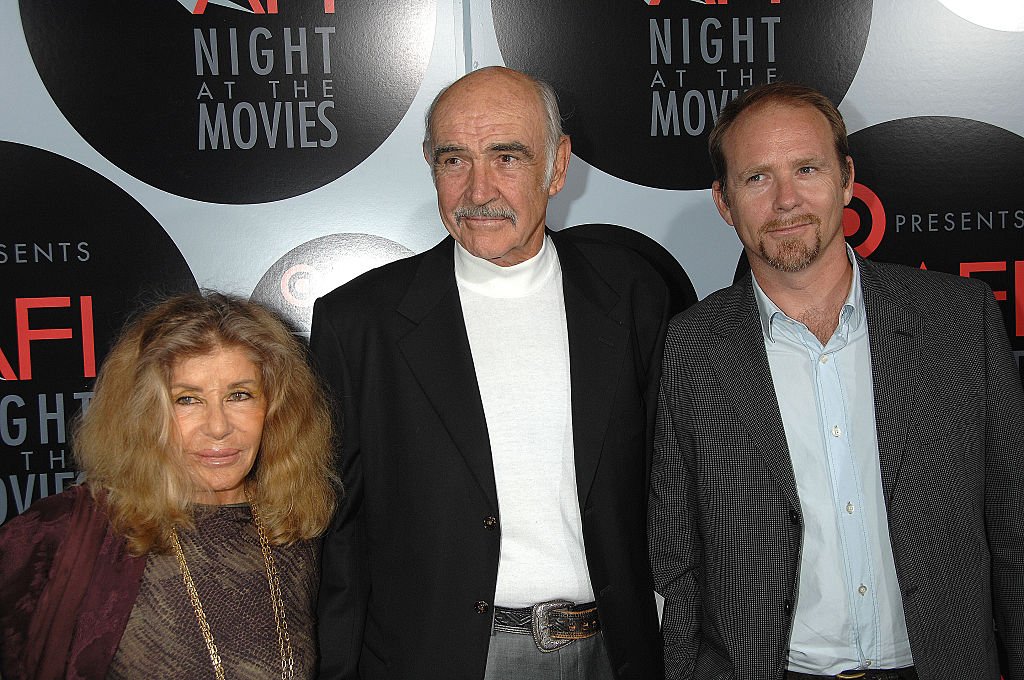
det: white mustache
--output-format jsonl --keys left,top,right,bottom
{"left": 454, "top": 206, "right": 517, "bottom": 224}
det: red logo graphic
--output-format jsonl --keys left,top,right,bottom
{"left": 190, "top": 0, "right": 336, "bottom": 14}
{"left": 250, "top": 233, "right": 413, "bottom": 334}
{"left": 843, "top": 182, "right": 886, "bottom": 258}
{"left": 0, "top": 297, "right": 95, "bottom": 382}
{"left": 959, "top": 261, "right": 1024, "bottom": 338}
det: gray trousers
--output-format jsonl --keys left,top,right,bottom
{"left": 482, "top": 630, "right": 616, "bottom": 680}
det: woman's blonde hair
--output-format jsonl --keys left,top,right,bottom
{"left": 74, "top": 291, "right": 337, "bottom": 555}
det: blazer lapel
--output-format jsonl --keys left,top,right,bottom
{"left": 712, "top": 279, "right": 802, "bottom": 514}
{"left": 859, "top": 258, "right": 922, "bottom": 505}
{"left": 553, "top": 235, "right": 630, "bottom": 509}
{"left": 396, "top": 239, "right": 498, "bottom": 510}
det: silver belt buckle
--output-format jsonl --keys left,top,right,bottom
{"left": 531, "top": 599, "right": 573, "bottom": 653}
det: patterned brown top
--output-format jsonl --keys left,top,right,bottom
{"left": 108, "top": 504, "right": 319, "bottom": 679}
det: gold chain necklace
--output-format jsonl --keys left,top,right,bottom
{"left": 170, "top": 488, "right": 295, "bottom": 680}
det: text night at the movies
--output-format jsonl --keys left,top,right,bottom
{"left": 1, "top": 392, "right": 90, "bottom": 524}
{"left": 649, "top": 16, "right": 780, "bottom": 137}
{"left": 194, "top": 26, "right": 340, "bottom": 150}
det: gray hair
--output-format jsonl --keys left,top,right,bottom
{"left": 422, "top": 67, "right": 566, "bottom": 185}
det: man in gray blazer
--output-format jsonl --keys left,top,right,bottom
{"left": 649, "top": 81, "right": 1023, "bottom": 680}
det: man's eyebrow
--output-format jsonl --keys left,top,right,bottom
{"left": 735, "top": 163, "right": 768, "bottom": 179}
{"left": 794, "top": 155, "right": 828, "bottom": 168}
{"left": 489, "top": 142, "right": 534, "bottom": 159}
{"left": 432, "top": 144, "right": 465, "bottom": 164}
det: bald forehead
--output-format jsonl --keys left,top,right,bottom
{"left": 724, "top": 101, "right": 830, "bottom": 157}
{"left": 431, "top": 68, "right": 544, "bottom": 133}
{"left": 441, "top": 67, "right": 538, "bottom": 103}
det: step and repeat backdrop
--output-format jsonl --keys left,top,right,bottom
{"left": 1, "top": 0, "right": 1021, "bottom": 523}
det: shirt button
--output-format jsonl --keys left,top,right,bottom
{"left": 819, "top": 354, "right": 829, "bottom": 364}
{"left": 846, "top": 502, "right": 855, "bottom": 514}
{"left": 483, "top": 515, "right": 498, "bottom": 530}
{"left": 831, "top": 425, "right": 842, "bottom": 437}
{"left": 475, "top": 601, "right": 489, "bottom": 614}
{"left": 858, "top": 584, "right": 868, "bottom": 596}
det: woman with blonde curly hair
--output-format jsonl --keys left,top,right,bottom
{"left": 0, "top": 291, "right": 337, "bottom": 680}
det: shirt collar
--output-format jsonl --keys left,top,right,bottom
{"left": 453, "top": 234, "right": 559, "bottom": 298}
{"left": 751, "top": 243, "right": 865, "bottom": 343}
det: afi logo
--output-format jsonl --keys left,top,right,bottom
{"left": 187, "top": 0, "right": 336, "bottom": 14}
{"left": 0, "top": 297, "right": 96, "bottom": 382}
{"left": 957, "top": 260, "right": 1024, "bottom": 338}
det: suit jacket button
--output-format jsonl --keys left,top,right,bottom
{"left": 789, "top": 508, "right": 800, "bottom": 524}
{"left": 784, "top": 598, "right": 793, "bottom": 616}
{"left": 483, "top": 515, "right": 498, "bottom": 530}
{"left": 475, "top": 601, "right": 490, "bottom": 614}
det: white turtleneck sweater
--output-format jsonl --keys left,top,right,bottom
{"left": 454, "top": 236, "right": 595, "bottom": 608}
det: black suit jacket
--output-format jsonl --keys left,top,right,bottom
{"left": 311, "top": 230, "right": 668, "bottom": 679}
{"left": 649, "top": 256, "right": 1024, "bottom": 680}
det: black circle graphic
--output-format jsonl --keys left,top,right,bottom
{"left": 250, "top": 233, "right": 413, "bottom": 334}
{"left": 0, "top": 142, "right": 198, "bottom": 524}
{"left": 19, "top": 0, "right": 435, "bottom": 204}
{"left": 492, "top": 0, "right": 872, "bottom": 190}
{"left": 849, "top": 117, "right": 1023, "bottom": 351}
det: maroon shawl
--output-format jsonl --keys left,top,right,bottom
{"left": 0, "top": 485, "right": 147, "bottom": 679}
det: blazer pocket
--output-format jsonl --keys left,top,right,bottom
{"left": 692, "top": 638, "right": 735, "bottom": 679}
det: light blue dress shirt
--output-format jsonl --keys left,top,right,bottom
{"left": 752, "top": 246, "right": 914, "bottom": 673}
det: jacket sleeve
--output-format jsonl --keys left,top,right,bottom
{"left": 648, "top": 327, "right": 703, "bottom": 680}
{"left": 982, "top": 289, "right": 1024, "bottom": 680}
{"left": 311, "top": 299, "right": 370, "bottom": 680}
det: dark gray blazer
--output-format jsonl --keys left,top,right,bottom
{"left": 650, "top": 255, "right": 1023, "bottom": 680}
{"left": 312, "top": 230, "right": 668, "bottom": 680}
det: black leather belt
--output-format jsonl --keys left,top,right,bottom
{"left": 786, "top": 668, "right": 916, "bottom": 680}
{"left": 493, "top": 600, "right": 600, "bottom": 653}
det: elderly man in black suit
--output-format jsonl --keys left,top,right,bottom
{"left": 312, "top": 66, "right": 667, "bottom": 680}
{"left": 650, "top": 81, "right": 1023, "bottom": 680}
